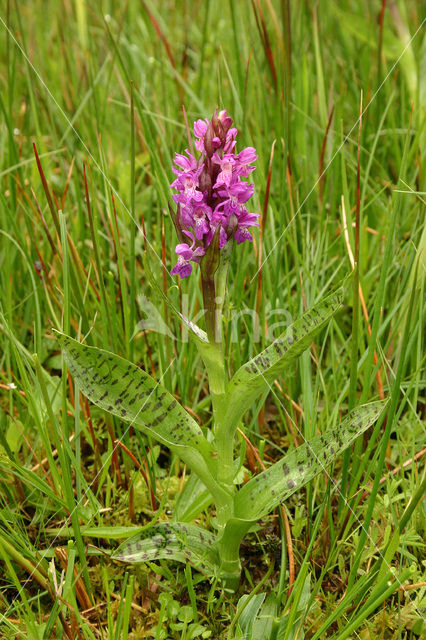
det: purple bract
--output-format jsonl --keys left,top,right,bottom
{"left": 170, "top": 110, "right": 258, "bottom": 278}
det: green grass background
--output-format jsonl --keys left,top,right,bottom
{"left": 0, "top": 1, "right": 425, "bottom": 638}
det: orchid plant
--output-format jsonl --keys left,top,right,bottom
{"left": 55, "top": 110, "right": 386, "bottom": 590}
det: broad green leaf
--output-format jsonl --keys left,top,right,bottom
{"left": 112, "top": 522, "right": 220, "bottom": 575}
{"left": 251, "top": 592, "right": 278, "bottom": 640}
{"left": 174, "top": 474, "right": 213, "bottom": 522}
{"left": 234, "top": 400, "right": 386, "bottom": 523}
{"left": 235, "top": 593, "right": 266, "bottom": 639}
{"left": 55, "top": 332, "right": 220, "bottom": 489}
{"left": 44, "top": 525, "right": 150, "bottom": 539}
{"left": 0, "top": 418, "right": 24, "bottom": 455}
{"left": 225, "top": 287, "right": 344, "bottom": 430}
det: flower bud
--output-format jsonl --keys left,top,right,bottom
{"left": 204, "top": 123, "right": 214, "bottom": 158}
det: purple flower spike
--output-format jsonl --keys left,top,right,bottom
{"left": 170, "top": 109, "right": 257, "bottom": 278}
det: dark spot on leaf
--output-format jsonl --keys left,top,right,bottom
{"left": 153, "top": 412, "right": 167, "bottom": 426}
{"left": 274, "top": 341, "right": 284, "bottom": 357}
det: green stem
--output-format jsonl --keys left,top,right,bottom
{"left": 201, "top": 275, "right": 218, "bottom": 343}
{"left": 200, "top": 252, "right": 235, "bottom": 492}
{"left": 215, "top": 239, "right": 233, "bottom": 319}
{"left": 201, "top": 239, "right": 232, "bottom": 345}
{"left": 208, "top": 342, "right": 235, "bottom": 525}
{"left": 213, "top": 249, "right": 236, "bottom": 486}
{"left": 216, "top": 517, "right": 253, "bottom": 591}
{"left": 217, "top": 532, "right": 242, "bottom": 591}
{"left": 199, "top": 247, "right": 242, "bottom": 584}
{"left": 198, "top": 340, "right": 234, "bottom": 503}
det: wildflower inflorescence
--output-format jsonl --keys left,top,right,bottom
{"left": 170, "top": 110, "right": 258, "bottom": 278}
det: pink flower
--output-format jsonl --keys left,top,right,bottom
{"left": 170, "top": 110, "right": 258, "bottom": 278}
{"left": 170, "top": 233, "right": 205, "bottom": 278}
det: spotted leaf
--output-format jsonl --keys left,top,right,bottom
{"left": 225, "top": 287, "right": 344, "bottom": 431}
{"left": 55, "top": 332, "right": 218, "bottom": 486}
{"left": 234, "top": 400, "right": 387, "bottom": 523}
{"left": 112, "top": 522, "right": 220, "bottom": 575}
